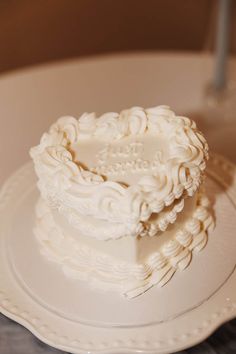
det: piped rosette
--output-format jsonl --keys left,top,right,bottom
{"left": 30, "top": 105, "right": 209, "bottom": 241}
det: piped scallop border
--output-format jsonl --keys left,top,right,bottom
{"left": 34, "top": 191, "right": 214, "bottom": 299}
{"left": 30, "top": 105, "right": 209, "bottom": 238}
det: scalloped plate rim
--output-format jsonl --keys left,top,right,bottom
{"left": 0, "top": 156, "right": 236, "bottom": 354}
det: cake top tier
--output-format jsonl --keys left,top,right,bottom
{"left": 30, "top": 105, "right": 208, "bottom": 239}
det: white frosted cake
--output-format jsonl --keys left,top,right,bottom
{"left": 30, "top": 105, "right": 215, "bottom": 298}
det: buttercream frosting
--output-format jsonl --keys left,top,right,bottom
{"left": 34, "top": 192, "right": 214, "bottom": 298}
{"left": 30, "top": 105, "right": 214, "bottom": 298}
{"left": 30, "top": 105, "right": 209, "bottom": 240}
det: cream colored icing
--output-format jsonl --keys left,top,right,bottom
{"left": 34, "top": 192, "right": 214, "bottom": 298}
{"left": 50, "top": 196, "right": 195, "bottom": 261}
{"left": 30, "top": 106, "right": 209, "bottom": 241}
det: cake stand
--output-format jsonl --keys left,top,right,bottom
{"left": 0, "top": 153, "right": 236, "bottom": 354}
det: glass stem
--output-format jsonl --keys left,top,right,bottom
{"left": 214, "top": 0, "right": 231, "bottom": 91}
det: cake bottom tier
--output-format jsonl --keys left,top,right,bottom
{"left": 34, "top": 193, "right": 214, "bottom": 299}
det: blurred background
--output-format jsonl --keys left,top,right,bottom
{"left": 0, "top": 0, "right": 235, "bottom": 73}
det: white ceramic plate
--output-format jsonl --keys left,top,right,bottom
{"left": 0, "top": 154, "right": 236, "bottom": 354}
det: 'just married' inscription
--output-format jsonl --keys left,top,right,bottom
{"left": 96, "top": 142, "right": 144, "bottom": 164}
{"left": 90, "top": 140, "right": 163, "bottom": 177}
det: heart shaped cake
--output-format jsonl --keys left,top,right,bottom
{"left": 30, "top": 105, "right": 214, "bottom": 298}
